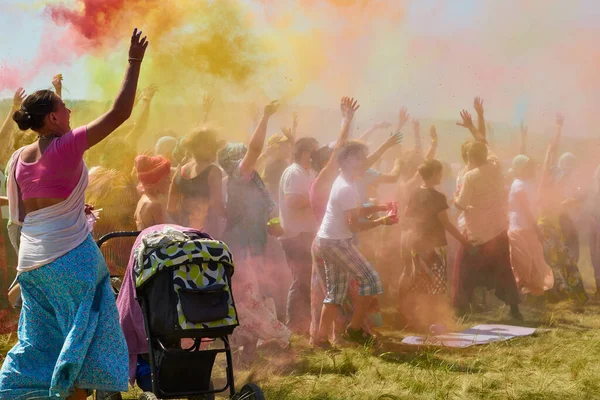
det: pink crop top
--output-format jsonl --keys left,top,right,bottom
{"left": 16, "top": 126, "right": 89, "bottom": 200}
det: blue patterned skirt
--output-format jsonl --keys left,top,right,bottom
{"left": 0, "top": 235, "right": 128, "bottom": 399}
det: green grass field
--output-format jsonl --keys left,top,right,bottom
{"left": 2, "top": 299, "right": 600, "bottom": 400}
{"left": 2, "top": 250, "right": 599, "bottom": 399}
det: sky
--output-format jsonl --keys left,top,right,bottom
{"left": 1, "top": 0, "right": 600, "bottom": 135}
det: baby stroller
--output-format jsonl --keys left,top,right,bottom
{"left": 97, "top": 230, "right": 265, "bottom": 400}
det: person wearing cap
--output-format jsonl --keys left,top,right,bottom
{"left": 507, "top": 155, "right": 554, "bottom": 296}
{"left": 134, "top": 155, "right": 172, "bottom": 230}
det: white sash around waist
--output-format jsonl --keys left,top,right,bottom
{"left": 17, "top": 165, "right": 90, "bottom": 272}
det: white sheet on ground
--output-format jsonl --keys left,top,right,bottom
{"left": 401, "top": 324, "right": 547, "bottom": 348}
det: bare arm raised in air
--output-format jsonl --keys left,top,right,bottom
{"left": 124, "top": 84, "right": 157, "bottom": 146}
{"left": 365, "top": 132, "right": 403, "bottom": 169}
{"left": 412, "top": 119, "right": 423, "bottom": 156}
{"left": 0, "top": 88, "right": 26, "bottom": 166}
{"left": 239, "top": 101, "right": 280, "bottom": 178}
{"left": 312, "top": 97, "right": 360, "bottom": 194}
{"left": 396, "top": 107, "right": 410, "bottom": 133}
{"left": 457, "top": 109, "right": 484, "bottom": 143}
{"left": 52, "top": 74, "right": 63, "bottom": 99}
{"left": 86, "top": 28, "right": 148, "bottom": 148}
{"left": 424, "top": 125, "right": 438, "bottom": 161}
{"left": 474, "top": 96, "right": 486, "bottom": 140}
{"left": 357, "top": 121, "right": 391, "bottom": 143}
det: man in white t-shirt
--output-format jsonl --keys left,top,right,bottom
{"left": 315, "top": 141, "right": 397, "bottom": 346}
{"left": 279, "top": 137, "right": 319, "bottom": 333}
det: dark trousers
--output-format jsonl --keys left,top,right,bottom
{"left": 452, "top": 231, "right": 520, "bottom": 310}
{"left": 282, "top": 232, "right": 314, "bottom": 334}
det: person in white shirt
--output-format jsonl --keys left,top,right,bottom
{"left": 315, "top": 141, "right": 396, "bottom": 346}
{"left": 279, "top": 137, "right": 319, "bottom": 333}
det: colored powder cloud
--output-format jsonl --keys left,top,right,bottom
{"left": 2, "top": 0, "right": 600, "bottom": 138}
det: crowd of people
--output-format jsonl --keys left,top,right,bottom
{"left": 0, "top": 28, "right": 599, "bottom": 398}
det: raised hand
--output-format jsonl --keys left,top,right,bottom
{"left": 384, "top": 132, "right": 403, "bottom": 148}
{"left": 430, "top": 125, "right": 438, "bottom": 143}
{"left": 556, "top": 113, "right": 565, "bottom": 128}
{"left": 264, "top": 100, "right": 280, "bottom": 117}
{"left": 281, "top": 126, "right": 293, "bottom": 141}
{"left": 340, "top": 96, "right": 350, "bottom": 115}
{"left": 13, "top": 88, "right": 26, "bottom": 108}
{"left": 398, "top": 107, "right": 410, "bottom": 129}
{"left": 129, "top": 28, "right": 149, "bottom": 61}
{"left": 341, "top": 96, "right": 360, "bottom": 120}
{"left": 474, "top": 96, "right": 484, "bottom": 115}
{"left": 52, "top": 74, "right": 63, "bottom": 92}
{"left": 457, "top": 110, "right": 475, "bottom": 130}
{"left": 142, "top": 84, "right": 158, "bottom": 101}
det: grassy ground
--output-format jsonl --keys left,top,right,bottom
{"left": 2, "top": 250, "right": 599, "bottom": 399}
{"left": 2, "top": 299, "right": 600, "bottom": 400}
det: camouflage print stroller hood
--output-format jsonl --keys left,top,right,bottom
{"left": 133, "top": 226, "right": 239, "bottom": 333}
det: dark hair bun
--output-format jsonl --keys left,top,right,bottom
{"left": 12, "top": 90, "right": 58, "bottom": 132}
{"left": 13, "top": 109, "right": 33, "bottom": 131}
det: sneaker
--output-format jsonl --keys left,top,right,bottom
{"left": 343, "top": 327, "right": 376, "bottom": 346}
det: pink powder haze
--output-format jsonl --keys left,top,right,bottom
{"left": 1, "top": 0, "right": 599, "bottom": 136}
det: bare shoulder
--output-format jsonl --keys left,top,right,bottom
{"left": 19, "top": 143, "right": 40, "bottom": 163}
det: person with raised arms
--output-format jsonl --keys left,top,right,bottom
{"left": 0, "top": 29, "right": 148, "bottom": 400}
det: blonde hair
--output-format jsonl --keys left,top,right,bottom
{"left": 183, "top": 126, "right": 220, "bottom": 161}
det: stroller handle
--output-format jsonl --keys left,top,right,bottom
{"left": 96, "top": 231, "right": 141, "bottom": 248}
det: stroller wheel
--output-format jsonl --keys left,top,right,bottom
{"left": 138, "top": 392, "right": 158, "bottom": 400}
{"left": 233, "top": 383, "right": 265, "bottom": 400}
